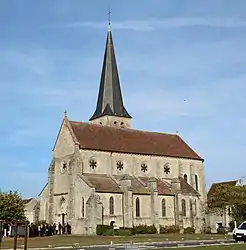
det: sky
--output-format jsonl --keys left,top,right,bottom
{"left": 1, "top": 0, "right": 246, "bottom": 198}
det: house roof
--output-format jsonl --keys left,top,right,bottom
{"left": 69, "top": 121, "right": 203, "bottom": 161}
{"left": 207, "top": 180, "right": 238, "bottom": 197}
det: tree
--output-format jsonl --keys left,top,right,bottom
{"left": 207, "top": 184, "right": 246, "bottom": 223}
{"left": 0, "top": 190, "right": 26, "bottom": 221}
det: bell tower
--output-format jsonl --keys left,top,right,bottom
{"left": 89, "top": 16, "right": 132, "bottom": 128}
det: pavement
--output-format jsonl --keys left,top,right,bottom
{"left": 3, "top": 238, "right": 239, "bottom": 250}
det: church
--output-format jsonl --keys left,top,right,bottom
{"left": 36, "top": 22, "right": 206, "bottom": 235}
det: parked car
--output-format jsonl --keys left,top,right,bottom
{"left": 217, "top": 225, "right": 228, "bottom": 234}
{"left": 233, "top": 221, "right": 246, "bottom": 242}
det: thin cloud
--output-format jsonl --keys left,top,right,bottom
{"left": 44, "top": 17, "right": 246, "bottom": 31}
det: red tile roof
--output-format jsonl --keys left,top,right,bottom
{"left": 69, "top": 121, "right": 203, "bottom": 160}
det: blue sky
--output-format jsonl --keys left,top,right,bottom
{"left": 1, "top": 0, "right": 246, "bottom": 198}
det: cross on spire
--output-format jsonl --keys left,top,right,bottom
{"left": 108, "top": 8, "right": 111, "bottom": 25}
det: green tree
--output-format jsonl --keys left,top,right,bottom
{"left": 0, "top": 190, "right": 26, "bottom": 221}
{"left": 208, "top": 184, "right": 246, "bottom": 223}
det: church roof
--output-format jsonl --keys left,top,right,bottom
{"left": 179, "top": 177, "right": 200, "bottom": 196}
{"left": 69, "top": 120, "right": 203, "bottom": 161}
{"left": 90, "top": 24, "right": 131, "bottom": 120}
{"left": 83, "top": 173, "right": 123, "bottom": 193}
{"left": 139, "top": 177, "right": 173, "bottom": 195}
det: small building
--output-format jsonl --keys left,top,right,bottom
{"left": 24, "top": 198, "right": 38, "bottom": 223}
{"left": 207, "top": 179, "right": 242, "bottom": 233}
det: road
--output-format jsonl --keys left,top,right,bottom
{"left": 56, "top": 239, "right": 238, "bottom": 250}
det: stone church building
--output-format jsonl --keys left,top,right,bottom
{"left": 35, "top": 23, "right": 206, "bottom": 235}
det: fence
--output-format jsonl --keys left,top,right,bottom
{"left": 0, "top": 220, "right": 28, "bottom": 250}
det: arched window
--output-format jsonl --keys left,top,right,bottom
{"left": 182, "top": 199, "right": 186, "bottom": 216}
{"left": 81, "top": 197, "right": 85, "bottom": 217}
{"left": 195, "top": 175, "right": 199, "bottom": 191}
{"left": 109, "top": 196, "right": 114, "bottom": 215}
{"left": 184, "top": 174, "right": 188, "bottom": 182}
{"left": 136, "top": 197, "right": 140, "bottom": 217}
{"left": 190, "top": 199, "right": 193, "bottom": 216}
{"left": 162, "top": 199, "right": 166, "bottom": 217}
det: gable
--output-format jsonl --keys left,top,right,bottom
{"left": 53, "top": 119, "right": 76, "bottom": 158}
{"left": 69, "top": 120, "right": 203, "bottom": 161}
{"left": 38, "top": 183, "right": 48, "bottom": 197}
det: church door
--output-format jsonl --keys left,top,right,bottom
{"left": 62, "top": 213, "right": 65, "bottom": 226}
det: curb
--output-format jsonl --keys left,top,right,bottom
{"left": 2, "top": 238, "right": 233, "bottom": 250}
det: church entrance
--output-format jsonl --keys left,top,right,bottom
{"left": 62, "top": 213, "right": 65, "bottom": 226}
{"left": 58, "top": 197, "right": 67, "bottom": 225}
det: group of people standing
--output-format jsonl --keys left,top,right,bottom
{"left": 0, "top": 222, "right": 72, "bottom": 238}
{"left": 29, "top": 222, "right": 72, "bottom": 237}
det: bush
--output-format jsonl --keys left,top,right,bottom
{"left": 116, "top": 229, "right": 132, "bottom": 236}
{"left": 103, "top": 229, "right": 114, "bottom": 236}
{"left": 96, "top": 224, "right": 113, "bottom": 235}
{"left": 133, "top": 224, "right": 157, "bottom": 234}
{"left": 160, "top": 225, "right": 180, "bottom": 234}
{"left": 103, "top": 228, "right": 133, "bottom": 236}
{"left": 184, "top": 227, "right": 195, "bottom": 234}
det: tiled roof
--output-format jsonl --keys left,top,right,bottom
{"left": 83, "top": 174, "right": 123, "bottom": 193}
{"left": 139, "top": 177, "right": 173, "bottom": 195}
{"left": 69, "top": 121, "right": 203, "bottom": 160}
{"left": 179, "top": 177, "right": 199, "bottom": 196}
{"left": 207, "top": 180, "right": 238, "bottom": 197}
{"left": 131, "top": 177, "right": 149, "bottom": 194}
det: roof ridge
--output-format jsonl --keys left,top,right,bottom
{"left": 69, "top": 119, "right": 179, "bottom": 137}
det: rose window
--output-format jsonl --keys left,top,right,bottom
{"left": 89, "top": 159, "right": 97, "bottom": 169}
{"left": 164, "top": 164, "right": 170, "bottom": 174}
{"left": 141, "top": 163, "right": 148, "bottom": 173}
{"left": 116, "top": 161, "right": 124, "bottom": 171}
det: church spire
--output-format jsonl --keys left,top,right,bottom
{"left": 89, "top": 16, "right": 132, "bottom": 122}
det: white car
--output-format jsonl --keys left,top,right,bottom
{"left": 233, "top": 221, "right": 246, "bottom": 242}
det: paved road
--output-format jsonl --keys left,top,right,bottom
{"left": 68, "top": 239, "right": 238, "bottom": 250}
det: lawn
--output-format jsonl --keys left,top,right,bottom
{"left": 160, "top": 244, "right": 245, "bottom": 250}
{"left": 0, "top": 233, "right": 232, "bottom": 249}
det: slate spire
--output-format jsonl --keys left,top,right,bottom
{"left": 89, "top": 21, "right": 131, "bottom": 121}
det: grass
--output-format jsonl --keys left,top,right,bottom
{"left": 0, "top": 233, "right": 232, "bottom": 249}
{"left": 159, "top": 244, "right": 246, "bottom": 250}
